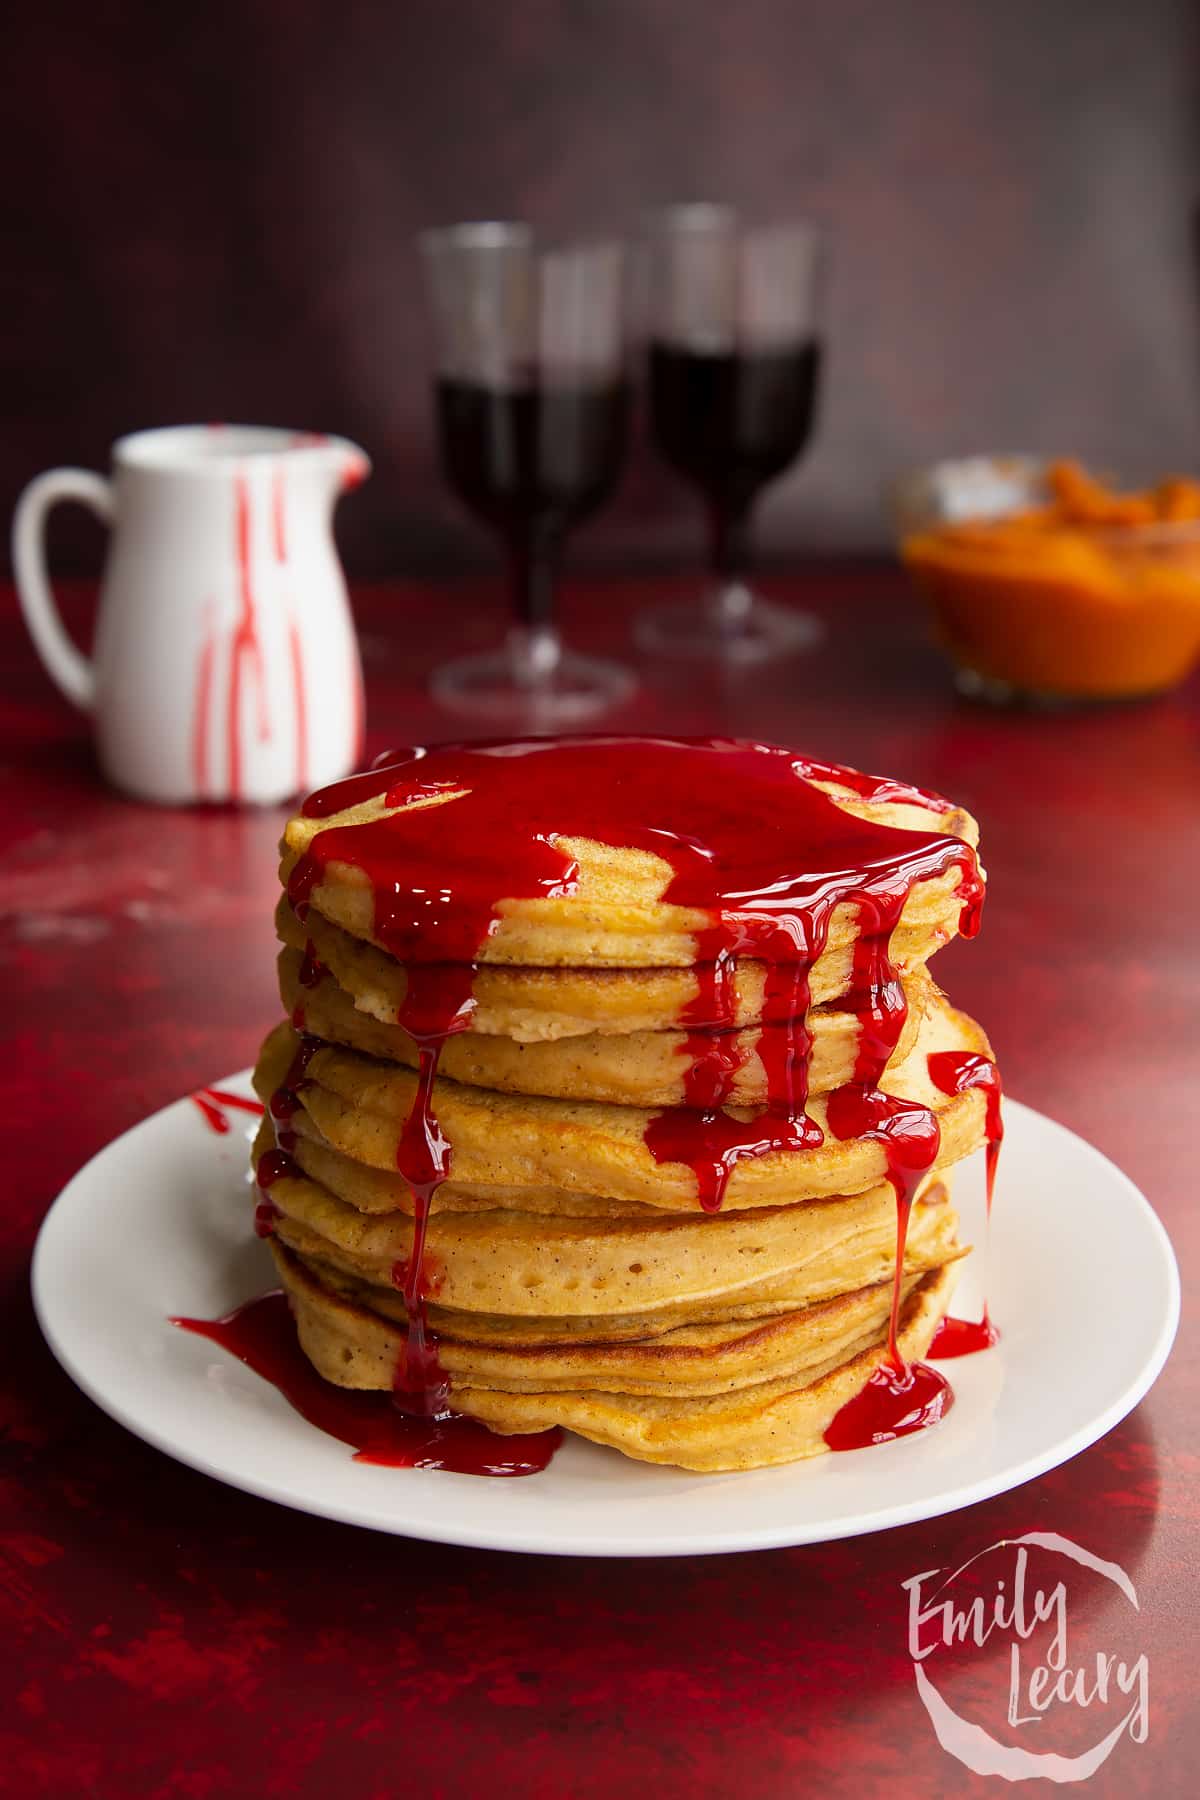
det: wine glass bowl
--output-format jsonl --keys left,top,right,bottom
{"left": 637, "top": 206, "right": 826, "bottom": 663}
{"left": 419, "top": 223, "right": 635, "bottom": 725}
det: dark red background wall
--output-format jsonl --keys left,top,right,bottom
{"left": 5, "top": 0, "right": 1199, "bottom": 575}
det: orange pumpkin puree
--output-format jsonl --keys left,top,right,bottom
{"left": 902, "top": 462, "right": 1200, "bottom": 698}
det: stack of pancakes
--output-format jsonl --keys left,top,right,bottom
{"left": 251, "top": 741, "right": 994, "bottom": 1472}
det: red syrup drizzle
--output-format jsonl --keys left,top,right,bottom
{"left": 925, "top": 1050, "right": 1004, "bottom": 1357}
{"left": 190, "top": 468, "right": 317, "bottom": 803}
{"left": 645, "top": 937, "right": 822, "bottom": 1212}
{"left": 172, "top": 1293, "right": 561, "bottom": 1475}
{"left": 284, "top": 739, "right": 985, "bottom": 1452}
{"left": 298, "top": 939, "right": 325, "bottom": 988}
{"left": 820, "top": 888, "right": 985, "bottom": 1446}
{"left": 250, "top": 1032, "right": 321, "bottom": 1235}
{"left": 287, "top": 620, "right": 308, "bottom": 794}
{"left": 387, "top": 965, "right": 478, "bottom": 1417}
{"left": 191, "top": 1088, "right": 266, "bottom": 1135}
{"left": 271, "top": 467, "right": 289, "bottom": 563}
{"left": 191, "top": 604, "right": 217, "bottom": 800}
{"left": 279, "top": 466, "right": 314, "bottom": 796}
{"left": 272, "top": 465, "right": 309, "bottom": 795}
{"left": 227, "top": 473, "right": 272, "bottom": 802}
{"left": 790, "top": 755, "right": 955, "bottom": 815}
{"left": 821, "top": 1085, "right": 952, "bottom": 1449}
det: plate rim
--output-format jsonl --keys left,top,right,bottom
{"left": 31, "top": 1077, "right": 1182, "bottom": 1558}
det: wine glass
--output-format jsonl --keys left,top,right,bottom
{"left": 636, "top": 205, "right": 826, "bottom": 663}
{"left": 418, "top": 222, "right": 635, "bottom": 724}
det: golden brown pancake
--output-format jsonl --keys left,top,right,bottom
{"left": 274, "top": 1240, "right": 946, "bottom": 1396}
{"left": 274, "top": 1244, "right": 959, "bottom": 1471}
{"left": 252, "top": 992, "right": 990, "bottom": 1214}
{"left": 279, "top": 775, "right": 980, "bottom": 970}
{"left": 275, "top": 894, "right": 946, "bottom": 1040}
{"left": 257, "top": 1127, "right": 959, "bottom": 1319}
{"left": 284, "top": 1181, "right": 956, "bottom": 1345}
{"left": 278, "top": 944, "right": 932, "bottom": 1106}
{"left": 252, "top": 741, "right": 995, "bottom": 1472}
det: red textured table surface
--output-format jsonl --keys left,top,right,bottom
{"left": 2, "top": 570, "right": 1196, "bottom": 1798}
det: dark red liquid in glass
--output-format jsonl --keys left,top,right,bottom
{"left": 649, "top": 339, "right": 821, "bottom": 570}
{"left": 436, "top": 376, "right": 629, "bottom": 626}
{"left": 172, "top": 1293, "right": 561, "bottom": 1475}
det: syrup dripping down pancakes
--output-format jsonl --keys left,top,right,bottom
{"left": 244, "top": 737, "right": 1000, "bottom": 1473}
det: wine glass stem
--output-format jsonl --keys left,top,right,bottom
{"left": 506, "top": 528, "right": 565, "bottom": 687}
{"left": 707, "top": 502, "right": 754, "bottom": 626}
{"left": 510, "top": 528, "right": 561, "bottom": 630}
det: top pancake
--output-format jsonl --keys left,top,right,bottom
{"left": 280, "top": 738, "right": 982, "bottom": 971}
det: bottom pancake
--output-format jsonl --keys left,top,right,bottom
{"left": 271, "top": 1243, "right": 960, "bottom": 1472}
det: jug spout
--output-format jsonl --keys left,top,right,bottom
{"left": 300, "top": 434, "right": 372, "bottom": 505}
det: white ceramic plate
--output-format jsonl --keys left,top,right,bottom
{"left": 33, "top": 1078, "right": 1179, "bottom": 1558}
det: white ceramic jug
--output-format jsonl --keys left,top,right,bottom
{"left": 12, "top": 424, "right": 371, "bottom": 805}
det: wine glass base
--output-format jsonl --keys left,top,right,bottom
{"left": 431, "top": 646, "right": 636, "bottom": 728}
{"left": 633, "top": 591, "right": 823, "bottom": 663}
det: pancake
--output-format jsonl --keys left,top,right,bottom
{"left": 279, "top": 747, "right": 981, "bottom": 971}
{"left": 274, "top": 1245, "right": 960, "bottom": 1470}
{"left": 252, "top": 992, "right": 990, "bottom": 1214}
{"left": 457, "top": 1266, "right": 958, "bottom": 1470}
{"left": 273, "top": 1239, "right": 949, "bottom": 1396}
{"left": 276, "top": 894, "right": 946, "bottom": 1041}
{"left": 254, "top": 1114, "right": 958, "bottom": 1317}
{"left": 285, "top": 1177, "right": 957, "bottom": 1344}
{"left": 246, "top": 737, "right": 1000, "bottom": 1472}
{"left": 278, "top": 945, "right": 932, "bottom": 1105}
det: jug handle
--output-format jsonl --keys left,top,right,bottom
{"left": 12, "top": 467, "right": 114, "bottom": 711}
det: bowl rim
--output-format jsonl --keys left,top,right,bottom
{"left": 895, "top": 454, "right": 1200, "bottom": 545}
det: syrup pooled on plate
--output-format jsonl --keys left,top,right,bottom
{"left": 173, "top": 1293, "right": 561, "bottom": 1475}
{"left": 281, "top": 737, "right": 986, "bottom": 1451}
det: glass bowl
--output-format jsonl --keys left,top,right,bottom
{"left": 895, "top": 456, "right": 1200, "bottom": 704}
